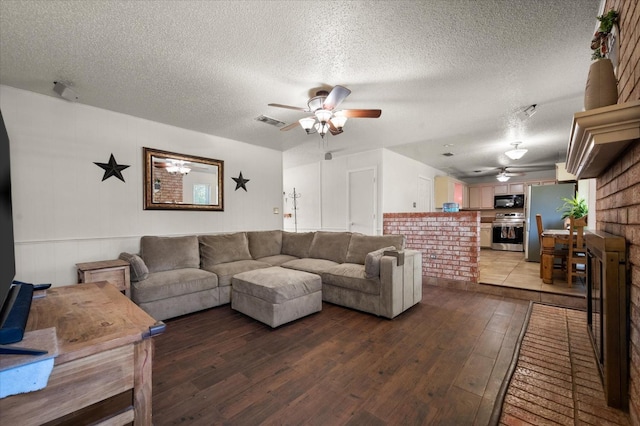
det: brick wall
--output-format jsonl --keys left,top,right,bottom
{"left": 383, "top": 212, "right": 480, "bottom": 283}
{"left": 153, "top": 168, "right": 184, "bottom": 203}
{"left": 600, "top": 0, "right": 640, "bottom": 421}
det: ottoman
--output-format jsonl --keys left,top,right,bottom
{"left": 231, "top": 266, "right": 322, "bottom": 327}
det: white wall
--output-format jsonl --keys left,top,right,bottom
{"left": 381, "top": 149, "right": 443, "bottom": 213}
{"left": 283, "top": 148, "right": 445, "bottom": 235}
{"left": 1, "top": 86, "right": 283, "bottom": 286}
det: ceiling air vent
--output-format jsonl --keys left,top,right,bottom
{"left": 442, "top": 152, "right": 454, "bottom": 157}
{"left": 255, "top": 115, "right": 285, "bottom": 128}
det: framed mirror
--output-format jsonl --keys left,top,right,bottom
{"left": 143, "top": 147, "right": 224, "bottom": 211}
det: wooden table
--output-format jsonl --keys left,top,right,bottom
{"left": 540, "top": 229, "right": 570, "bottom": 284}
{"left": 0, "top": 282, "right": 164, "bottom": 425}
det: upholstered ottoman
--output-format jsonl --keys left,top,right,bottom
{"left": 231, "top": 266, "right": 322, "bottom": 327}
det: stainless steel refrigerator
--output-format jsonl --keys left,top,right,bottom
{"left": 524, "top": 183, "right": 576, "bottom": 262}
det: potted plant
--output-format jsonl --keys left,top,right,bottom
{"left": 584, "top": 9, "right": 619, "bottom": 110}
{"left": 558, "top": 194, "right": 588, "bottom": 228}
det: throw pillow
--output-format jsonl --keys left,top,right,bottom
{"left": 364, "top": 246, "right": 396, "bottom": 279}
{"left": 118, "top": 252, "right": 149, "bottom": 282}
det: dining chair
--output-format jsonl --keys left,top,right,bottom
{"left": 536, "top": 214, "right": 567, "bottom": 277}
{"left": 566, "top": 216, "right": 587, "bottom": 286}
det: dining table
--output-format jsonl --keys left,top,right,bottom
{"left": 540, "top": 228, "right": 570, "bottom": 284}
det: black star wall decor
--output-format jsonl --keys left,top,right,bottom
{"left": 94, "top": 153, "right": 130, "bottom": 182}
{"left": 232, "top": 171, "right": 250, "bottom": 191}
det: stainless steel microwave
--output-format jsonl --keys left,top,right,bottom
{"left": 494, "top": 194, "right": 524, "bottom": 209}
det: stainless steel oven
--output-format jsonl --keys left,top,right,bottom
{"left": 492, "top": 212, "right": 525, "bottom": 252}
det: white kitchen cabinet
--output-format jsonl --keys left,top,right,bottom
{"left": 493, "top": 184, "right": 508, "bottom": 195}
{"left": 468, "top": 185, "right": 494, "bottom": 209}
{"left": 509, "top": 183, "right": 525, "bottom": 194}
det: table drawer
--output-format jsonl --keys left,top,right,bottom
{"left": 0, "top": 345, "right": 134, "bottom": 425}
{"left": 81, "top": 268, "right": 127, "bottom": 292}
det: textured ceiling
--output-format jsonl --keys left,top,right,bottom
{"left": 0, "top": 0, "right": 601, "bottom": 181}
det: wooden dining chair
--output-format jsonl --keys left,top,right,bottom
{"left": 536, "top": 214, "right": 567, "bottom": 277}
{"left": 566, "top": 216, "right": 587, "bottom": 287}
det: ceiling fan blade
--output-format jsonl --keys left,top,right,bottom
{"left": 280, "top": 121, "right": 300, "bottom": 131}
{"left": 268, "top": 103, "right": 307, "bottom": 112}
{"left": 337, "top": 109, "right": 382, "bottom": 118}
{"left": 328, "top": 121, "right": 343, "bottom": 136}
{"left": 322, "top": 85, "right": 351, "bottom": 110}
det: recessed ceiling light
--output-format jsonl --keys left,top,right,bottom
{"left": 442, "top": 152, "right": 454, "bottom": 157}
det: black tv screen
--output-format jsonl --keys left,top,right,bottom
{"left": 0, "top": 109, "right": 16, "bottom": 313}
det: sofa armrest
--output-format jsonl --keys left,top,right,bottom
{"left": 379, "top": 249, "right": 422, "bottom": 318}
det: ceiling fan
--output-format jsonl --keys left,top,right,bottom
{"left": 268, "top": 85, "right": 381, "bottom": 138}
{"left": 496, "top": 167, "right": 526, "bottom": 182}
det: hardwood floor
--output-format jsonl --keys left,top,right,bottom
{"left": 152, "top": 285, "right": 530, "bottom": 425}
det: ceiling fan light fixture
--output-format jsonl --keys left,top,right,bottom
{"left": 315, "top": 122, "right": 330, "bottom": 138}
{"left": 496, "top": 173, "right": 510, "bottom": 182}
{"left": 315, "top": 109, "right": 332, "bottom": 124}
{"left": 299, "top": 117, "right": 316, "bottom": 133}
{"left": 330, "top": 115, "right": 347, "bottom": 130}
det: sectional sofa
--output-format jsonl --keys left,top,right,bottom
{"left": 119, "top": 230, "right": 422, "bottom": 323}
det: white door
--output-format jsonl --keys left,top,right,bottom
{"left": 417, "top": 176, "right": 432, "bottom": 212}
{"left": 348, "top": 168, "right": 376, "bottom": 234}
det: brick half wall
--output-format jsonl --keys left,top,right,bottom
{"left": 383, "top": 212, "right": 481, "bottom": 283}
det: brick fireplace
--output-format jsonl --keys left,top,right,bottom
{"left": 567, "top": 0, "right": 639, "bottom": 417}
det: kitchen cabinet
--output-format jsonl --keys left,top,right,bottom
{"left": 434, "top": 176, "right": 467, "bottom": 209}
{"left": 469, "top": 185, "right": 494, "bottom": 209}
{"left": 509, "top": 183, "right": 525, "bottom": 194}
{"left": 493, "top": 184, "right": 508, "bottom": 195}
{"left": 480, "top": 223, "right": 492, "bottom": 248}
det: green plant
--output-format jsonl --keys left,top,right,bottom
{"left": 597, "top": 10, "right": 619, "bottom": 33}
{"left": 591, "top": 10, "right": 619, "bottom": 60}
{"left": 557, "top": 194, "right": 588, "bottom": 219}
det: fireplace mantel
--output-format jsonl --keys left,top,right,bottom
{"left": 566, "top": 100, "right": 640, "bottom": 179}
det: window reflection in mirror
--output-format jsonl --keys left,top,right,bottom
{"left": 143, "top": 147, "right": 223, "bottom": 211}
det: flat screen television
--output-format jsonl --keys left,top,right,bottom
{"left": 0, "top": 109, "right": 16, "bottom": 318}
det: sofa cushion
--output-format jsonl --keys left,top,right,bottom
{"left": 206, "top": 259, "right": 271, "bottom": 287}
{"left": 281, "top": 232, "right": 314, "bottom": 258}
{"left": 322, "top": 263, "right": 380, "bottom": 295}
{"left": 247, "top": 230, "right": 282, "bottom": 259}
{"left": 131, "top": 268, "right": 218, "bottom": 304}
{"left": 140, "top": 235, "right": 200, "bottom": 273}
{"left": 281, "top": 258, "right": 339, "bottom": 275}
{"left": 364, "top": 246, "right": 396, "bottom": 279}
{"left": 199, "top": 232, "right": 252, "bottom": 269}
{"left": 308, "top": 231, "right": 352, "bottom": 263}
{"left": 345, "top": 234, "right": 405, "bottom": 265}
{"left": 255, "top": 254, "right": 299, "bottom": 267}
{"left": 118, "top": 252, "right": 149, "bottom": 282}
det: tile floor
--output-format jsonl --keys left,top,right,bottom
{"left": 479, "top": 248, "right": 586, "bottom": 298}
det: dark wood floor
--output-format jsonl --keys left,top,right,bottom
{"left": 152, "top": 284, "right": 530, "bottom": 425}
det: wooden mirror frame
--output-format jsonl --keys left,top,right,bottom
{"left": 143, "top": 147, "right": 224, "bottom": 211}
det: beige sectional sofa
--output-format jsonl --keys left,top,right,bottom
{"left": 120, "top": 230, "right": 422, "bottom": 322}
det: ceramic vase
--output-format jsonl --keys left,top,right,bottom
{"left": 584, "top": 58, "right": 618, "bottom": 110}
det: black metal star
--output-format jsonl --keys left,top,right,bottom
{"left": 94, "top": 153, "right": 130, "bottom": 182}
{"left": 232, "top": 171, "right": 250, "bottom": 191}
